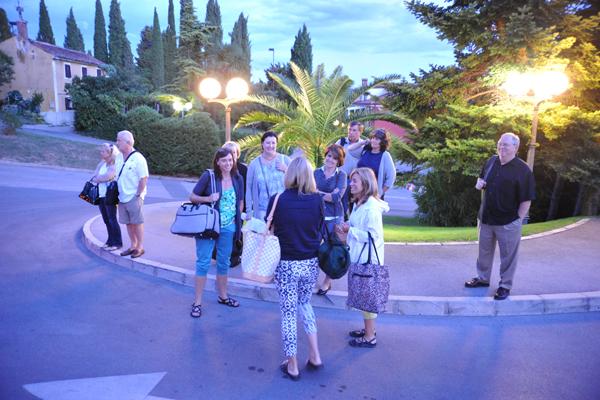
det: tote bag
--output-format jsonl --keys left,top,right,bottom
{"left": 346, "top": 232, "right": 390, "bottom": 313}
{"left": 79, "top": 181, "right": 100, "bottom": 205}
{"left": 241, "top": 193, "right": 281, "bottom": 283}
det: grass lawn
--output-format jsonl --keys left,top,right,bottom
{"left": 0, "top": 130, "right": 99, "bottom": 170}
{"left": 383, "top": 216, "right": 584, "bottom": 242}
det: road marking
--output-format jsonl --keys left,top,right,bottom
{"left": 23, "top": 372, "right": 171, "bottom": 400}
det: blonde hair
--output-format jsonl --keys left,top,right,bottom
{"left": 222, "top": 141, "right": 241, "bottom": 159}
{"left": 350, "top": 167, "right": 379, "bottom": 205}
{"left": 284, "top": 157, "right": 317, "bottom": 194}
{"left": 100, "top": 143, "right": 119, "bottom": 165}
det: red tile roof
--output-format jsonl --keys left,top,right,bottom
{"left": 30, "top": 40, "right": 104, "bottom": 66}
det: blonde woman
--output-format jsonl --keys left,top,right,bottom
{"left": 91, "top": 143, "right": 122, "bottom": 251}
{"left": 337, "top": 167, "right": 389, "bottom": 348}
{"left": 266, "top": 157, "right": 324, "bottom": 381}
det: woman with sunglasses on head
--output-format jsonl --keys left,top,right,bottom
{"left": 347, "top": 128, "right": 396, "bottom": 200}
{"left": 91, "top": 143, "right": 122, "bottom": 251}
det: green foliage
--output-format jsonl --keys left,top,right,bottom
{"left": 290, "top": 24, "right": 312, "bottom": 74}
{"left": 93, "top": 0, "right": 108, "bottom": 62}
{"left": 67, "top": 75, "right": 123, "bottom": 134}
{"left": 64, "top": 8, "right": 85, "bottom": 52}
{"left": 0, "top": 8, "right": 12, "bottom": 41}
{"left": 228, "top": 13, "right": 251, "bottom": 79}
{"left": 125, "top": 107, "right": 220, "bottom": 175}
{"left": 163, "top": 0, "right": 177, "bottom": 85}
{"left": 0, "top": 50, "right": 14, "bottom": 87}
{"left": 151, "top": 8, "right": 165, "bottom": 89}
{"left": 205, "top": 0, "right": 223, "bottom": 67}
{"left": 0, "top": 111, "right": 21, "bottom": 135}
{"left": 108, "top": 0, "right": 134, "bottom": 71}
{"left": 136, "top": 26, "right": 153, "bottom": 82}
{"left": 36, "top": 0, "right": 55, "bottom": 45}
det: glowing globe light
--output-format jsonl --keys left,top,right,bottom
{"left": 199, "top": 78, "right": 222, "bottom": 99}
{"left": 225, "top": 77, "right": 249, "bottom": 100}
{"left": 172, "top": 100, "right": 183, "bottom": 112}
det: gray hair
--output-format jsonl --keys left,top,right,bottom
{"left": 500, "top": 132, "right": 520, "bottom": 147}
{"left": 117, "top": 130, "right": 135, "bottom": 146}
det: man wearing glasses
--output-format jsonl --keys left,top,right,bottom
{"left": 465, "top": 132, "right": 535, "bottom": 300}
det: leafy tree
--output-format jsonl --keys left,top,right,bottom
{"left": 108, "top": 0, "right": 134, "bottom": 71}
{"left": 151, "top": 8, "right": 165, "bottom": 89}
{"left": 136, "top": 26, "right": 153, "bottom": 82}
{"left": 290, "top": 24, "right": 312, "bottom": 74}
{"left": 236, "top": 62, "right": 413, "bottom": 166}
{"left": 204, "top": 0, "right": 223, "bottom": 69}
{"left": 228, "top": 13, "right": 251, "bottom": 79}
{"left": 64, "top": 8, "right": 85, "bottom": 52}
{"left": 93, "top": 0, "right": 108, "bottom": 62}
{"left": 163, "top": 0, "right": 177, "bottom": 84}
{"left": 36, "top": 0, "right": 55, "bottom": 45}
{"left": 0, "top": 50, "right": 14, "bottom": 86}
{"left": 0, "top": 8, "right": 12, "bottom": 42}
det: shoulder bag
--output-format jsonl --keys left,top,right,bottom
{"left": 346, "top": 232, "right": 390, "bottom": 314}
{"left": 106, "top": 150, "right": 138, "bottom": 205}
{"left": 170, "top": 170, "right": 220, "bottom": 239}
{"left": 79, "top": 180, "right": 100, "bottom": 205}
{"left": 241, "top": 192, "right": 282, "bottom": 283}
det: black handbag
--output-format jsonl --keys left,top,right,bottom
{"left": 105, "top": 181, "right": 119, "bottom": 205}
{"left": 318, "top": 224, "right": 351, "bottom": 279}
{"left": 79, "top": 181, "right": 100, "bottom": 205}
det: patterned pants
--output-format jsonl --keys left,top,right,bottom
{"left": 275, "top": 257, "right": 319, "bottom": 357}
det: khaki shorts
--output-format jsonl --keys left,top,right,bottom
{"left": 118, "top": 197, "right": 144, "bottom": 225}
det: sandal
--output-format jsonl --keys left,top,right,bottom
{"left": 348, "top": 329, "right": 376, "bottom": 338}
{"left": 316, "top": 284, "right": 332, "bottom": 296}
{"left": 349, "top": 336, "right": 377, "bottom": 348}
{"left": 280, "top": 361, "right": 300, "bottom": 381}
{"left": 190, "top": 303, "right": 202, "bottom": 318}
{"left": 218, "top": 296, "right": 240, "bottom": 308}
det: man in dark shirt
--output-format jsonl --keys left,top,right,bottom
{"left": 465, "top": 133, "right": 535, "bottom": 300}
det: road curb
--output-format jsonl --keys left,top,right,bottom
{"left": 82, "top": 214, "right": 600, "bottom": 317}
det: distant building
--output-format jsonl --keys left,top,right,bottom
{"left": 0, "top": 19, "right": 104, "bottom": 125}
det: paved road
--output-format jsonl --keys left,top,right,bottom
{"left": 1, "top": 164, "right": 600, "bottom": 399}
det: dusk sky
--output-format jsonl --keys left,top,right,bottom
{"left": 6, "top": 0, "right": 455, "bottom": 85}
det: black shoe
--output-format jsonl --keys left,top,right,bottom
{"left": 306, "top": 360, "right": 323, "bottom": 371}
{"left": 280, "top": 362, "right": 300, "bottom": 381}
{"left": 465, "top": 277, "right": 490, "bottom": 288}
{"left": 348, "top": 329, "right": 377, "bottom": 338}
{"left": 349, "top": 336, "right": 377, "bottom": 348}
{"left": 494, "top": 287, "right": 510, "bottom": 300}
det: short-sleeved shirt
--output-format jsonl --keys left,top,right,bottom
{"left": 219, "top": 187, "right": 236, "bottom": 227}
{"left": 357, "top": 149, "right": 383, "bottom": 179}
{"left": 337, "top": 137, "right": 361, "bottom": 176}
{"left": 256, "top": 156, "right": 286, "bottom": 215}
{"left": 480, "top": 156, "right": 535, "bottom": 225}
{"left": 116, "top": 151, "right": 149, "bottom": 203}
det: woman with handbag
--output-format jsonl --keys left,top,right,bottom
{"left": 189, "top": 148, "right": 244, "bottom": 318}
{"left": 245, "top": 131, "right": 291, "bottom": 220}
{"left": 91, "top": 143, "right": 122, "bottom": 251}
{"left": 337, "top": 167, "right": 389, "bottom": 348}
{"left": 314, "top": 144, "right": 347, "bottom": 296}
{"left": 266, "top": 157, "right": 324, "bottom": 381}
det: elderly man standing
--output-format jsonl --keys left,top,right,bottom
{"left": 465, "top": 132, "right": 535, "bottom": 300}
{"left": 115, "top": 130, "right": 149, "bottom": 259}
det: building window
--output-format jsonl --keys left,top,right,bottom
{"left": 82, "top": 67, "right": 88, "bottom": 77}
{"left": 96, "top": 69, "right": 102, "bottom": 77}
{"left": 65, "top": 64, "right": 71, "bottom": 78}
{"left": 65, "top": 97, "right": 73, "bottom": 110}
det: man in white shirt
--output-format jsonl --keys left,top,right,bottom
{"left": 115, "top": 130, "right": 149, "bottom": 259}
{"left": 336, "top": 121, "right": 364, "bottom": 219}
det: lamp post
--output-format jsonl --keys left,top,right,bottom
{"left": 502, "top": 70, "right": 569, "bottom": 171}
{"left": 173, "top": 100, "right": 193, "bottom": 118}
{"left": 199, "top": 77, "right": 249, "bottom": 143}
{"left": 268, "top": 48, "right": 275, "bottom": 65}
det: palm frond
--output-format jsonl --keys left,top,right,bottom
{"left": 235, "top": 111, "right": 287, "bottom": 129}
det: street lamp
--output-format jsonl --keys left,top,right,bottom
{"left": 268, "top": 48, "right": 275, "bottom": 65}
{"left": 199, "top": 77, "right": 249, "bottom": 143}
{"left": 502, "top": 70, "right": 569, "bottom": 170}
{"left": 173, "top": 100, "right": 193, "bottom": 118}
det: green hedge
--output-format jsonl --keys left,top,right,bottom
{"left": 125, "top": 107, "right": 220, "bottom": 176}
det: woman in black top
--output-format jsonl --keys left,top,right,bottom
{"left": 266, "top": 157, "right": 324, "bottom": 381}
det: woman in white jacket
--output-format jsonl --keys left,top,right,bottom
{"left": 337, "top": 167, "right": 389, "bottom": 348}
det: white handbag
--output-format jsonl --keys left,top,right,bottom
{"left": 241, "top": 193, "right": 282, "bottom": 283}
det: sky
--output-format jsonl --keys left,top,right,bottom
{"left": 4, "top": 0, "right": 455, "bottom": 85}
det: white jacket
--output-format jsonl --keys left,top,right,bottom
{"left": 347, "top": 196, "right": 390, "bottom": 265}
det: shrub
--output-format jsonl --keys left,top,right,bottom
{"left": 0, "top": 111, "right": 21, "bottom": 135}
{"left": 129, "top": 111, "right": 220, "bottom": 176}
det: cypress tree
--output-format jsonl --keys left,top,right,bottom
{"left": 0, "top": 8, "right": 12, "bottom": 41}
{"left": 93, "top": 0, "right": 108, "bottom": 62}
{"left": 151, "top": 8, "right": 165, "bottom": 88}
{"left": 108, "top": 0, "right": 134, "bottom": 70}
{"left": 179, "top": 0, "right": 197, "bottom": 59}
{"left": 163, "top": 0, "right": 177, "bottom": 84}
{"left": 205, "top": 0, "right": 223, "bottom": 67}
{"left": 64, "top": 8, "right": 85, "bottom": 52}
{"left": 229, "top": 13, "right": 251, "bottom": 78}
{"left": 290, "top": 24, "right": 312, "bottom": 74}
{"left": 136, "top": 26, "right": 153, "bottom": 80}
{"left": 37, "top": 0, "right": 55, "bottom": 45}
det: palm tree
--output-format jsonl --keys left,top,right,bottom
{"left": 236, "top": 62, "right": 415, "bottom": 166}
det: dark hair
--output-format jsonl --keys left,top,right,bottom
{"left": 325, "top": 144, "right": 346, "bottom": 167}
{"left": 349, "top": 121, "right": 364, "bottom": 132}
{"left": 212, "top": 148, "right": 238, "bottom": 179}
{"left": 261, "top": 130, "right": 279, "bottom": 144}
{"left": 369, "top": 128, "right": 390, "bottom": 152}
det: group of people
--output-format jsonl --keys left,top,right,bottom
{"left": 90, "top": 125, "right": 535, "bottom": 381}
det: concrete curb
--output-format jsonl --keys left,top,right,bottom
{"left": 82, "top": 215, "right": 600, "bottom": 316}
